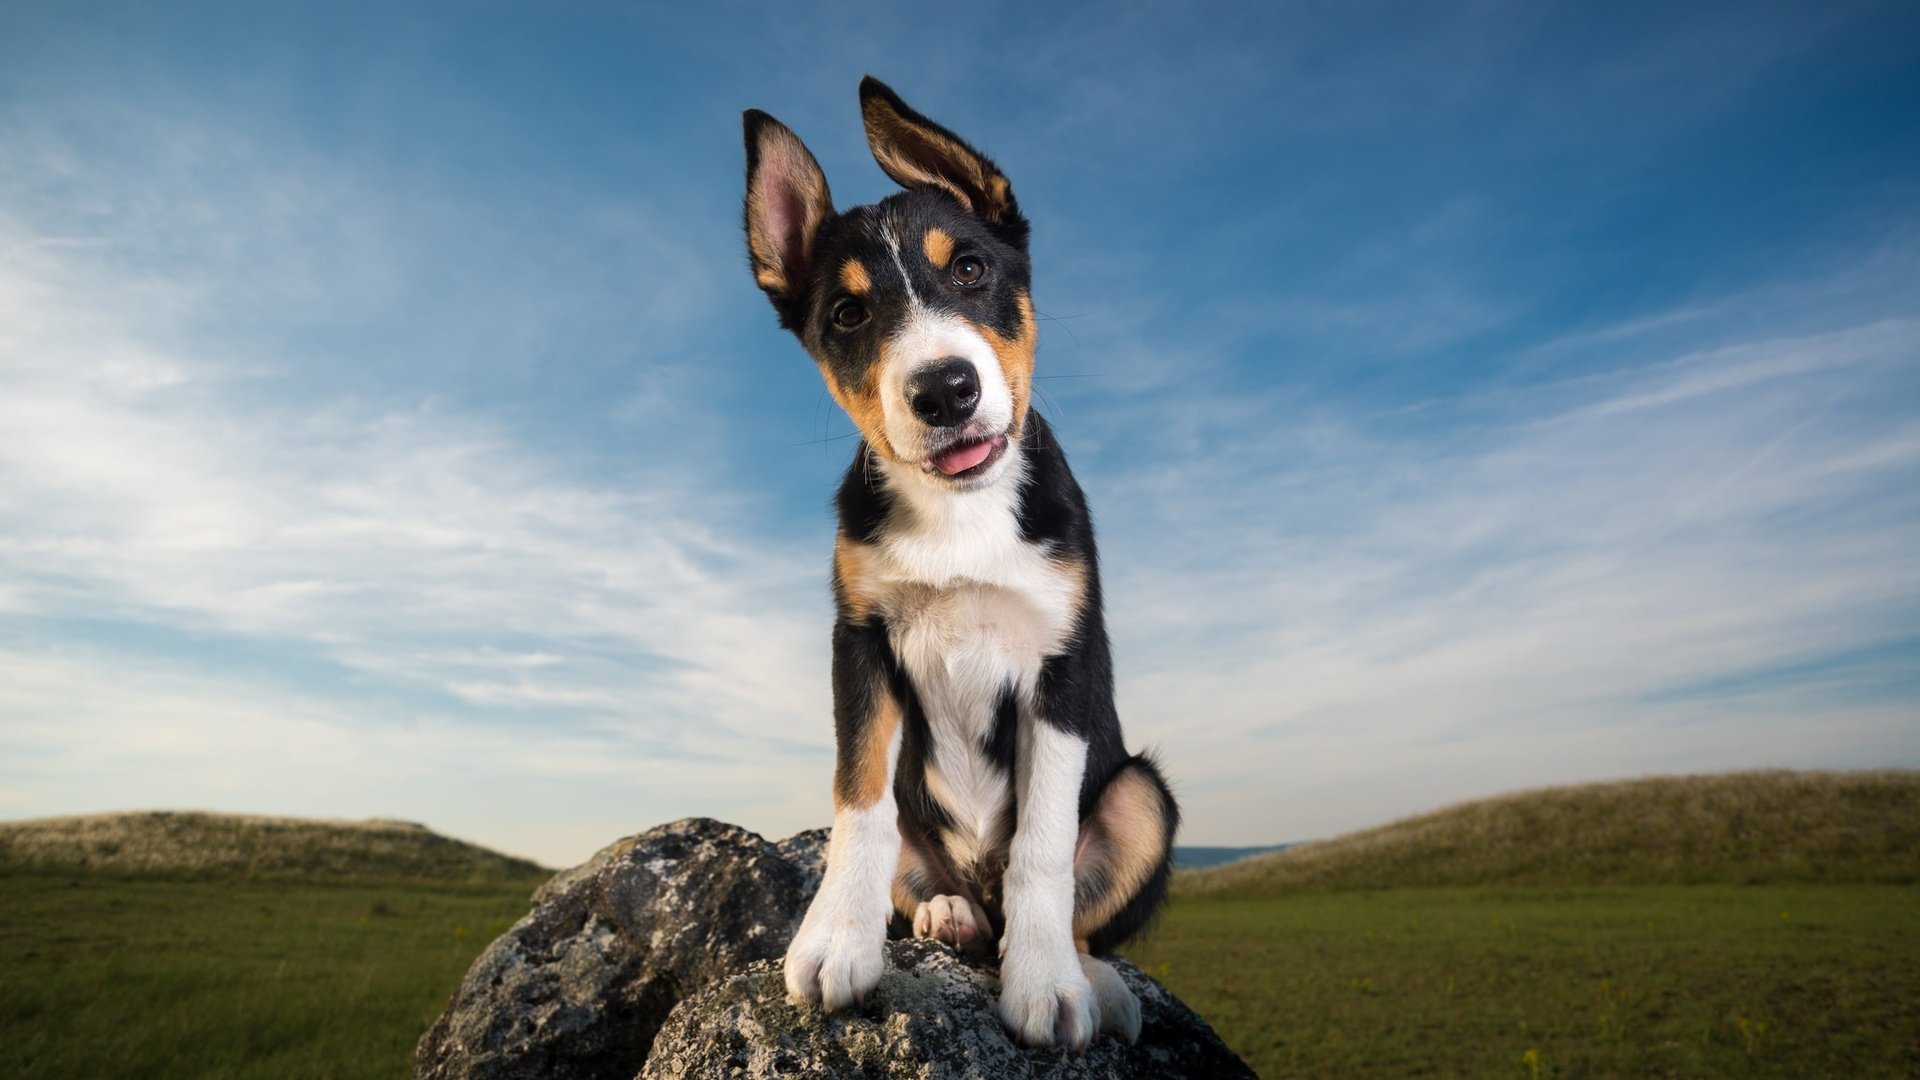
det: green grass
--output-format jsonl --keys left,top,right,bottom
{"left": 0, "top": 868, "right": 534, "bottom": 1080}
{"left": 1126, "top": 884, "right": 1920, "bottom": 1078}
{"left": 12, "top": 874, "right": 1913, "bottom": 1080}
{"left": 6, "top": 775, "right": 1916, "bottom": 1078}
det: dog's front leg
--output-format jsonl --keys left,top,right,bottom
{"left": 784, "top": 619, "right": 903, "bottom": 1010}
{"left": 997, "top": 708, "right": 1098, "bottom": 1050}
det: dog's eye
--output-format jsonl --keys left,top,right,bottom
{"left": 831, "top": 299, "right": 869, "bottom": 330}
{"left": 950, "top": 255, "right": 987, "bottom": 286}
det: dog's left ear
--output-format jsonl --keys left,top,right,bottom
{"left": 860, "top": 76, "right": 1029, "bottom": 250}
{"left": 743, "top": 109, "right": 834, "bottom": 321}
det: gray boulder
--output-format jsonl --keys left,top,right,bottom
{"left": 416, "top": 817, "right": 1253, "bottom": 1080}
{"left": 416, "top": 818, "right": 824, "bottom": 1080}
{"left": 641, "top": 938, "right": 1256, "bottom": 1080}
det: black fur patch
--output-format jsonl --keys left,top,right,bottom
{"left": 834, "top": 449, "right": 895, "bottom": 544}
{"left": 981, "top": 685, "right": 1019, "bottom": 771}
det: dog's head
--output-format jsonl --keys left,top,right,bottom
{"left": 743, "top": 77, "right": 1036, "bottom": 491}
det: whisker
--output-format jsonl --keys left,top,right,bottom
{"left": 813, "top": 387, "right": 832, "bottom": 460}
{"left": 787, "top": 431, "right": 862, "bottom": 447}
{"left": 1034, "top": 383, "right": 1066, "bottom": 421}
{"left": 1033, "top": 306, "right": 1089, "bottom": 344}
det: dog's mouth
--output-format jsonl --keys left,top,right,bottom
{"left": 925, "top": 431, "right": 1009, "bottom": 480}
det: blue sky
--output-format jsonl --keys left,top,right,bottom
{"left": 2, "top": 1, "right": 1916, "bottom": 866}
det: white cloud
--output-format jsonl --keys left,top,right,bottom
{"left": 0, "top": 110, "right": 836, "bottom": 865}
{"left": 0, "top": 643, "right": 820, "bottom": 865}
{"left": 1093, "top": 313, "right": 1920, "bottom": 843}
{"left": 3, "top": 78, "right": 1916, "bottom": 870}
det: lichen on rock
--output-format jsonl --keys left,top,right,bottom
{"left": 416, "top": 818, "right": 818, "bottom": 1080}
{"left": 415, "top": 817, "right": 1253, "bottom": 1080}
{"left": 641, "top": 939, "right": 1254, "bottom": 1080}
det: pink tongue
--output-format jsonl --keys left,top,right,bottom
{"left": 934, "top": 439, "right": 995, "bottom": 475}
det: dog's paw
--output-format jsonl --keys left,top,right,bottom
{"left": 1080, "top": 953, "right": 1142, "bottom": 1044}
{"left": 783, "top": 896, "right": 886, "bottom": 1011}
{"left": 912, "top": 894, "right": 991, "bottom": 955}
{"left": 996, "top": 943, "right": 1100, "bottom": 1051}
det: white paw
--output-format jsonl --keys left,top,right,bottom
{"left": 1081, "top": 953, "right": 1142, "bottom": 1044}
{"left": 996, "top": 944, "right": 1100, "bottom": 1051}
{"left": 783, "top": 894, "right": 886, "bottom": 1011}
{"left": 912, "top": 894, "right": 991, "bottom": 955}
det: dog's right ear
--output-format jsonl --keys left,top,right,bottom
{"left": 743, "top": 110, "right": 833, "bottom": 321}
{"left": 860, "top": 77, "right": 1027, "bottom": 250}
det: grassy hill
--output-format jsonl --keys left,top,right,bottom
{"left": 0, "top": 810, "right": 551, "bottom": 885}
{"left": 1139, "top": 769, "right": 1920, "bottom": 1076}
{"left": 5, "top": 776, "right": 1915, "bottom": 1078}
{"left": 1177, "top": 769, "right": 1920, "bottom": 898}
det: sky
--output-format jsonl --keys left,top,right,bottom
{"left": 2, "top": 1, "right": 1917, "bottom": 867}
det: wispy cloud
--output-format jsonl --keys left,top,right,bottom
{"left": 0, "top": 108, "right": 835, "bottom": 862}
{"left": 2, "top": 1, "right": 1916, "bottom": 865}
{"left": 1091, "top": 306, "right": 1920, "bottom": 841}
{"left": 0, "top": 641, "right": 822, "bottom": 864}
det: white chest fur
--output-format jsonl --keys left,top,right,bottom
{"left": 859, "top": 452, "right": 1084, "bottom": 868}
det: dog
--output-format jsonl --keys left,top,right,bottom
{"left": 741, "top": 77, "right": 1179, "bottom": 1051}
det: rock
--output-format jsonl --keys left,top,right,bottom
{"left": 641, "top": 938, "right": 1257, "bottom": 1080}
{"left": 416, "top": 818, "right": 823, "bottom": 1080}
{"left": 416, "top": 817, "right": 1254, "bottom": 1080}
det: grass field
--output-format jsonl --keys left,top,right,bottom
{"left": 4, "top": 774, "right": 1916, "bottom": 1078}
{"left": 0, "top": 869, "right": 536, "bottom": 1080}
{"left": 8, "top": 871, "right": 1912, "bottom": 1080}
{"left": 1127, "top": 884, "right": 1920, "bottom": 1078}
{"left": 1152, "top": 771, "right": 1920, "bottom": 1076}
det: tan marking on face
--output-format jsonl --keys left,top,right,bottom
{"left": 839, "top": 258, "right": 872, "bottom": 296}
{"left": 922, "top": 227, "right": 954, "bottom": 270}
{"left": 980, "top": 292, "right": 1038, "bottom": 434}
{"left": 818, "top": 365, "right": 898, "bottom": 463}
{"left": 834, "top": 691, "right": 902, "bottom": 811}
{"left": 834, "top": 535, "right": 880, "bottom": 622}
{"left": 1072, "top": 767, "right": 1169, "bottom": 942}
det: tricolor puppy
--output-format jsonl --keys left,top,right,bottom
{"left": 742, "top": 77, "right": 1178, "bottom": 1051}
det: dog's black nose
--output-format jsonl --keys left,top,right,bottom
{"left": 906, "top": 358, "right": 980, "bottom": 428}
